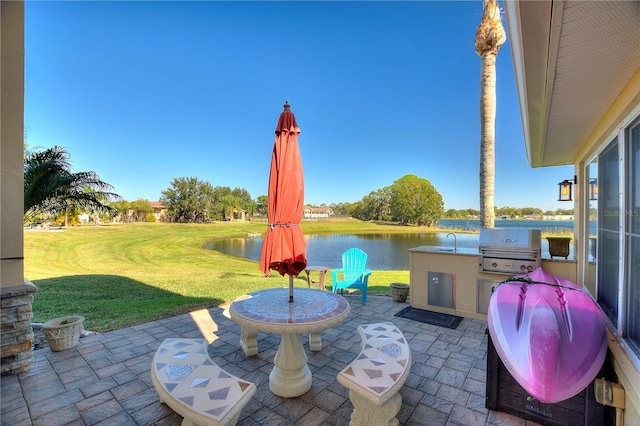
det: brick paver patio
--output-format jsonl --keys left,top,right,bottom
{"left": 1, "top": 294, "right": 540, "bottom": 425}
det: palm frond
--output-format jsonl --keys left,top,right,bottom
{"left": 24, "top": 146, "right": 121, "bottom": 221}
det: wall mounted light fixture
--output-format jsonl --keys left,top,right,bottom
{"left": 589, "top": 178, "right": 598, "bottom": 201}
{"left": 558, "top": 176, "right": 577, "bottom": 202}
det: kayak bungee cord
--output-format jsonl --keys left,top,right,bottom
{"left": 502, "top": 276, "right": 582, "bottom": 291}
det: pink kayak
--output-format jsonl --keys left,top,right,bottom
{"left": 487, "top": 267, "right": 606, "bottom": 403}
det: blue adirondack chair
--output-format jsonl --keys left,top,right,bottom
{"left": 331, "top": 248, "right": 372, "bottom": 304}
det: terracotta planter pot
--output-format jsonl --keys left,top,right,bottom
{"left": 390, "top": 283, "right": 410, "bottom": 303}
{"left": 43, "top": 316, "right": 85, "bottom": 351}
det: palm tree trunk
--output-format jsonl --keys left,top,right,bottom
{"left": 475, "top": 0, "right": 506, "bottom": 229}
{"left": 480, "top": 52, "right": 497, "bottom": 228}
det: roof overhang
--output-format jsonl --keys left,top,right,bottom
{"left": 504, "top": 0, "right": 640, "bottom": 167}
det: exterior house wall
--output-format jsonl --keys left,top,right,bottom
{"left": 1, "top": 1, "right": 25, "bottom": 290}
{"left": 231, "top": 209, "right": 246, "bottom": 221}
{"left": 153, "top": 208, "right": 167, "bottom": 221}
{"left": 504, "top": 1, "right": 640, "bottom": 423}
{"left": 573, "top": 99, "right": 640, "bottom": 426}
{"left": 0, "top": 0, "right": 36, "bottom": 375}
{"left": 149, "top": 202, "right": 167, "bottom": 221}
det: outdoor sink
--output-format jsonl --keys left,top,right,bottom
{"left": 435, "top": 247, "right": 456, "bottom": 252}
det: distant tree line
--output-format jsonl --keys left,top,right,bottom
{"left": 159, "top": 177, "right": 256, "bottom": 223}
{"left": 110, "top": 180, "right": 267, "bottom": 224}
{"left": 110, "top": 199, "right": 155, "bottom": 223}
{"left": 547, "top": 208, "right": 575, "bottom": 216}
{"left": 24, "top": 146, "right": 574, "bottom": 226}
{"left": 443, "top": 207, "right": 575, "bottom": 219}
{"left": 304, "top": 202, "right": 354, "bottom": 217}
{"left": 110, "top": 193, "right": 577, "bottom": 225}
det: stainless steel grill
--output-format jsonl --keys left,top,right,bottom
{"left": 478, "top": 228, "right": 542, "bottom": 275}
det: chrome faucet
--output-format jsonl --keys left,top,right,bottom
{"left": 446, "top": 232, "right": 457, "bottom": 252}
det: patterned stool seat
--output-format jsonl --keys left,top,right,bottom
{"left": 151, "top": 338, "right": 255, "bottom": 426}
{"left": 337, "top": 322, "right": 411, "bottom": 425}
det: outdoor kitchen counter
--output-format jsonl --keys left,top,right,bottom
{"left": 408, "top": 245, "right": 578, "bottom": 262}
{"left": 408, "top": 246, "right": 577, "bottom": 321}
{"left": 408, "top": 246, "right": 478, "bottom": 256}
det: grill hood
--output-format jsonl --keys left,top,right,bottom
{"left": 479, "top": 228, "right": 541, "bottom": 253}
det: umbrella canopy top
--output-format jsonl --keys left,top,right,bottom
{"left": 275, "top": 101, "right": 298, "bottom": 135}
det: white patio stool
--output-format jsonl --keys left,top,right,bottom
{"left": 337, "top": 322, "right": 412, "bottom": 426}
{"left": 151, "top": 338, "right": 256, "bottom": 426}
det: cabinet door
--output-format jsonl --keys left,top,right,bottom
{"left": 428, "top": 272, "right": 455, "bottom": 309}
{"left": 477, "top": 279, "right": 500, "bottom": 315}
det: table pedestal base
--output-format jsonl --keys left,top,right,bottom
{"left": 240, "top": 327, "right": 258, "bottom": 356}
{"left": 240, "top": 327, "right": 323, "bottom": 355}
{"left": 309, "top": 332, "right": 322, "bottom": 351}
{"left": 269, "top": 333, "right": 312, "bottom": 397}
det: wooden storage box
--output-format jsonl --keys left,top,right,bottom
{"left": 486, "top": 334, "right": 605, "bottom": 426}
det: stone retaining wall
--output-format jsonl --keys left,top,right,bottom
{"left": 1, "top": 281, "right": 37, "bottom": 374}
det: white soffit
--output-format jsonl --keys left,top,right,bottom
{"left": 505, "top": 0, "right": 640, "bottom": 168}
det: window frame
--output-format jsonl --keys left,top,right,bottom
{"left": 592, "top": 105, "right": 640, "bottom": 371}
{"left": 624, "top": 116, "right": 640, "bottom": 356}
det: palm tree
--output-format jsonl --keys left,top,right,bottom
{"left": 24, "top": 146, "right": 120, "bottom": 222}
{"left": 475, "top": 0, "right": 506, "bottom": 229}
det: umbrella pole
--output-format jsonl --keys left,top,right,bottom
{"left": 289, "top": 275, "right": 294, "bottom": 303}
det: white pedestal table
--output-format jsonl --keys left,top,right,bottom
{"left": 229, "top": 288, "right": 350, "bottom": 398}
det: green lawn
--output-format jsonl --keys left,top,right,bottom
{"left": 25, "top": 219, "right": 424, "bottom": 332}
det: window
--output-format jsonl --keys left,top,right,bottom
{"left": 625, "top": 117, "right": 640, "bottom": 355}
{"left": 584, "top": 160, "right": 597, "bottom": 296}
{"left": 597, "top": 138, "right": 620, "bottom": 323}
{"left": 597, "top": 114, "right": 640, "bottom": 359}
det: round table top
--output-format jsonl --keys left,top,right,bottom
{"left": 229, "top": 288, "right": 350, "bottom": 335}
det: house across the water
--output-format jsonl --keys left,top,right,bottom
{"left": 149, "top": 201, "right": 167, "bottom": 221}
{"left": 304, "top": 206, "right": 334, "bottom": 219}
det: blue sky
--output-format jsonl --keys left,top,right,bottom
{"left": 24, "top": 1, "right": 573, "bottom": 212}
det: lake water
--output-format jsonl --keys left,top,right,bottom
{"left": 205, "top": 220, "right": 576, "bottom": 270}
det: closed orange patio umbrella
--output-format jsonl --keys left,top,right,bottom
{"left": 259, "top": 101, "right": 307, "bottom": 302}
